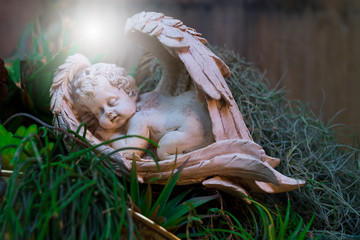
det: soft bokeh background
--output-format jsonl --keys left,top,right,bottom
{"left": 1, "top": 0, "right": 359, "bottom": 140}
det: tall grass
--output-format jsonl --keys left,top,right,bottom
{"left": 179, "top": 198, "right": 320, "bottom": 240}
{"left": 0, "top": 123, "right": 134, "bottom": 239}
{"left": 0, "top": 115, "right": 219, "bottom": 239}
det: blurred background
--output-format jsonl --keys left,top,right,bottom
{"left": 1, "top": 0, "right": 359, "bottom": 139}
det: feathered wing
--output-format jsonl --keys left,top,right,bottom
{"left": 125, "top": 12, "right": 305, "bottom": 194}
{"left": 125, "top": 11, "right": 252, "bottom": 141}
{"left": 50, "top": 54, "right": 91, "bottom": 131}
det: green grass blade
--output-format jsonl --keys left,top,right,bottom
{"left": 140, "top": 183, "right": 152, "bottom": 216}
{"left": 148, "top": 158, "right": 186, "bottom": 218}
{"left": 163, "top": 194, "right": 218, "bottom": 228}
{"left": 297, "top": 213, "right": 315, "bottom": 240}
{"left": 130, "top": 155, "right": 140, "bottom": 206}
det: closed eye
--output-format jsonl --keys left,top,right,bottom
{"left": 108, "top": 98, "right": 118, "bottom": 106}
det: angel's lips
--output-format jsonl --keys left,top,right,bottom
{"left": 110, "top": 115, "right": 119, "bottom": 122}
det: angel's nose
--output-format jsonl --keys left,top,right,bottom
{"left": 106, "top": 111, "right": 114, "bottom": 118}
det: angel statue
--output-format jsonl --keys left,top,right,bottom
{"left": 68, "top": 60, "right": 214, "bottom": 161}
{"left": 50, "top": 11, "right": 305, "bottom": 198}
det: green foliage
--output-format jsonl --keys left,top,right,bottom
{"left": 128, "top": 156, "right": 218, "bottom": 229}
{"left": 0, "top": 124, "right": 53, "bottom": 170}
{"left": 1, "top": 21, "right": 70, "bottom": 124}
{"left": 0, "top": 123, "right": 134, "bottom": 239}
{"left": 180, "top": 198, "right": 321, "bottom": 240}
{"left": 0, "top": 117, "right": 218, "bottom": 239}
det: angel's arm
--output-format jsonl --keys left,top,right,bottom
{"left": 110, "top": 116, "right": 150, "bottom": 158}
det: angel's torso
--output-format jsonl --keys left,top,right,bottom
{"left": 130, "top": 90, "right": 214, "bottom": 148}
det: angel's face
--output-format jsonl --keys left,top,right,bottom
{"left": 81, "top": 76, "right": 137, "bottom": 129}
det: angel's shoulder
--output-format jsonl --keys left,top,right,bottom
{"left": 138, "top": 91, "right": 165, "bottom": 111}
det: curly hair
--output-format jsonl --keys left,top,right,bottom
{"left": 72, "top": 63, "right": 138, "bottom": 101}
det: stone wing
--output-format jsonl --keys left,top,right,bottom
{"left": 50, "top": 54, "right": 90, "bottom": 132}
{"left": 125, "top": 11, "right": 252, "bottom": 141}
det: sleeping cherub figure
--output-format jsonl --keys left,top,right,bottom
{"left": 71, "top": 60, "right": 214, "bottom": 160}
{"left": 51, "top": 12, "right": 306, "bottom": 195}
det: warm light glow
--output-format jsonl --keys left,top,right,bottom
{"left": 70, "top": 7, "right": 125, "bottom": 56}
{"left": 82, "top": 21, "right": 103, "bottom": 45}
{"left": 62, "top": 3, "right": 132, "bottom": 64}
